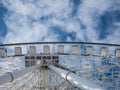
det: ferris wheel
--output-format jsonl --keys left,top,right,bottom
{"left": 0, "top": 42, "right": 120, "bottom": 90}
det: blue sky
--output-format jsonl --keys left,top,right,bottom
{"left": 0, "top": 0, "right": 120, "bottom": 44}
{"left": 0, "top": 3, "right": 7, "bottom": 37}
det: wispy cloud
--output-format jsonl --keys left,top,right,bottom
{"left": 1, "top": 0, "right": 120, "bottom": 44}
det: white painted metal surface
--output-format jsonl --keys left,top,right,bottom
{"left": 101, "top": 47, "right": 108, "bottom": 57}
{"left": 0, "top": 42, "right": 120, "bottom": 90}
{"left": 72, "top": 46, "right": 79, "bottom": 54}
{"left": 115, "top": 49, "right": 120, "bottom": 58}
{"left": 58, "top": 45, "right": 64, "bottom": 53}
{"left": 14, "top": 47, "right": 22, "bottom": 56}
{"left": 43, "top": 46, "right": 50, "bottom": 54}
{"left": 29, "top": 46, "right": 36, "bottom": 54}
{"left": 0, "top": 65, "right": 39, "bottom": 85}
{"left": 49, "top": 65, "right": 105, "bottom": 90}
{"left": 40, "top": 69, "right": 50, "bottom": 89}
{"left": 0, "top": 48, "right": 7, "bottom": 58}
{"left": 86, "top": 46, "right": 93, "bottom": 55}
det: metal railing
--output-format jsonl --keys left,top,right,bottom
{"left": 0, "top": 65, "right": 40, "bottom": 86}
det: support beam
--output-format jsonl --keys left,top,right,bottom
{"left": 49, "top": 65, "right": 105, "bottom": 90}
{"left": 0, "top": 65, "right": 39, "bottom": 86}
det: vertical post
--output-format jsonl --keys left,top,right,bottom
{"left": 46, "top": 69, "right": 50, "bottom": 90}
{"left": 40, "top": 69, "right": 50, "bottom": 90}
{"left": 53, "top": 72, "right": 58, "bottom": 90}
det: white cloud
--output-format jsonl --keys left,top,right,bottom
{"left": 1, "top": 0, "right": 120, "bottom": 44}
{"left": 77, "top": 0, "right": 120, "bottom": 44}
{"left": 2, "top": 0, "right": 72, "bottom": 43}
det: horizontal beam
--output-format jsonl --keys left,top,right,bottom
{"left": 0, "top": 42, "right": 120, "bottom": 47}
{"left": 49, "top": 65, "right": 105, "bottom": 90}
{"left": 0, "top": 65, "right": 39, "bottom": 86}
{"left": 3, "top": 53, "right": 118, "bottom": 59}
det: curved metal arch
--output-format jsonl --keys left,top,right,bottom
{"left": 0, "top": 42, "right": 120, "bottom": 47}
